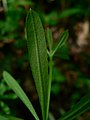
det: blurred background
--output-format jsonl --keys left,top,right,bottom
{"left": 0, "top": 0, "right": 90, "bottom": 120}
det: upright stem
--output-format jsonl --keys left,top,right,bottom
{"left": 46, "top": 54, "right": 53, "bottom": 120}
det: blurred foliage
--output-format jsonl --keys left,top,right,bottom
{"left": 0, "top": 0, "right": 90, "bottom": 119}
{"left": 0, "top": 79, "right": 17, "bottom": 115}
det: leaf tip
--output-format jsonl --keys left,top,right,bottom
{"left": 3, "top": 71, "right": 10, "bottom": 81}
{"left": 3, "top": 71, "right": 7, "bottom": 77}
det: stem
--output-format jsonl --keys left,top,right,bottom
{"left": 2, "top": 0, "right": 8, "bottom": 11}
{"left": 46, "top": 54, "right": 53, "bottom": 120}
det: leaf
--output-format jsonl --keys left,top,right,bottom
{"left": 0, "top": 115, "right": 24, "bottom": 120}
{"left": 3, "top": 71, "right": 39, "bottom": 120}
{"left": 44, "top": 11, "right": 58, "bottom": 25}
{"left": 16, "top": 0, "right": 34, "bottom": 6}
{"left": 0, "top": 93, "right": 17, "bottom": 99}
{"left": 52, "top": 30, "right": 69, "bottom": 56}
{"left": 44, "top": 8, "right": 82, "bottom": 25}
{"left": 0, "top": 115, "right": 8, "bottom": 120}
{"left": 46, "top": 28, "right": 53, "bottom": 52}
{"left": 59, "top": 8, "right": 82, "bottom": 19}
{"left": 58, "top": 95, "right": 90, "bottom": 120}
{"left": 7, "top": 116, "right": 24, "bottom": 120}
{"left": 26, "top": 9, "right": 49, "bottom": 120}
{"left": 0, "top": 101, "right": 10, "bottom": 114}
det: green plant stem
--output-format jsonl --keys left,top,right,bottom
{"left": 47, "top": 54, "right": 53, "bottom": 120}
{"left": 2, "top": 0, "right": 8, "bottom": 11}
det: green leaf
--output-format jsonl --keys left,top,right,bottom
{"left": 3, "top": 71, "right": 39, "bottom": 120}
{"left": 7, "top": 116, "right": 24, "bottom": 120}
{"left": 44, "top": 8, "right": 82, "bottom": 25}
{"left": 0, "top": 115, "right": 23, "bottom": 120}
{"left": 58, "top": 95, "right": 90, "bottom": 120}
{"left": 59, "top": 8, "right": 82, "bottom": 19}
{"left": 46, "top": 28, "right": 53, "bottom": 52}
{"left": 16, "top": 0, "right": 34, "bottom": 6}
{"left": 26, "top": 9, "right": 49, "bottom": 120}
{"left": 0, "top": 101, "right": 10, "bottom": 114}
{"left": 0, "top": 115, "right": 8, "bottom": 120}
{"left": 52, "top": 30, "right": 69, "bottom": 56}
{"left": 0, "top": 93, "right": 17, "bottom": 99}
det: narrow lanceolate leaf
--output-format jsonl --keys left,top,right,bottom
{"left": 3, "top": 71, "right": 39, "bottom": 120}
{"left": 26, "top": 9, "right": 48, "bottom": 120}
{"left": 46, "top": 28, "right": 53, "bottom": 52}
{"left": 58, "top": 95, "right": 90, "bottom": 120}
{"left": 52, "top": 30, "right": 69, "bottom": 56}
